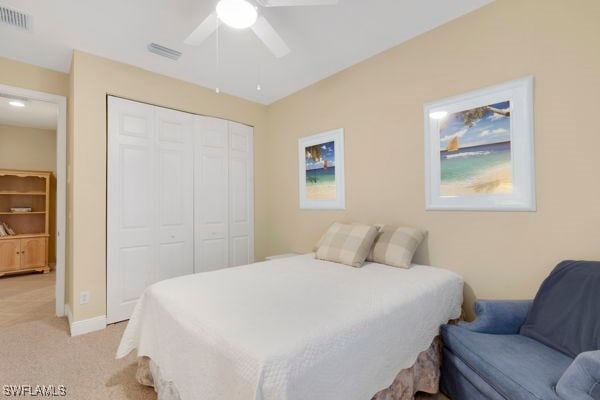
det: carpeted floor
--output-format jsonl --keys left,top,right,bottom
{"left": 0, "top": 272, "right": 447, "bottom": 400}
{"left": 0, "top": 317, "right": 155, "bottom": 399}
{"left": 0, "top": 270, "right": 155, "bottom": 399}
{"left": 0, "top": 270, "right": 56, "bottom": 329}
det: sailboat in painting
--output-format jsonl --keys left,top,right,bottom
{"left": 305, "top": 140, "right": 337, "bottom": 200}
{"left": 438, "top": 100, "right": 514, "bottom": 196}
{"left": 447, "top": 136, "right": 459, "bottom": 152}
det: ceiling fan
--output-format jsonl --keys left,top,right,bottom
{"left": 184, "top": 0, "right": 339, "bottom": 58}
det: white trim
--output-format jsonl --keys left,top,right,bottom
{"left": 298, "top": 128, "right": 345, "bottom": 209}
{"left": 70, "top": 316, "right": 107, "bottom": 336}
{"left": 0, "top": 83, "right": 67, "bottom": 316}
{"left": 65, "top": 303, "right": 73, "bottom": 333}
{"left": 66, "top": 303, "right": 107, "bottom": 336}
{"left": 65, "top": 303, "right": 72, "bottom": 325}
{"left": 424, "top": 76, "right": 536, "bottom": 211}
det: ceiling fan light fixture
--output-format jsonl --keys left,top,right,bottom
{"left": 216, "top": 0, "right": 258, "bottom": 29}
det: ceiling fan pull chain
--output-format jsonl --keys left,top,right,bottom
{"left": 215, "top": 18, "right": 221, "bottom": 94}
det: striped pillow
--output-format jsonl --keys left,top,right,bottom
{"left": 316, "top": 223, "right": 378, "bottom": 267}
{"left": 367, "top": 226, "right": 426, "bottom": 268}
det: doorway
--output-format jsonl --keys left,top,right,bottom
{"left": 0, "top": 84, "right": 66, "bottom": 322}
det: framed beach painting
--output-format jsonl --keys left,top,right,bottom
{"left": 298, "top": 128, "right": 345, "bottom": 209}
{"left": 424, "top": 76, "right": 535, "bottom": 211}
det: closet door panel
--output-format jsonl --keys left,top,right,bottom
{"left": 228, "top": 121, "right": 254, "bottom": 267}
{"left": 156, "top": 109, "right": 194, "bottom": 279}
{"left": 200, "top": 239, "right": 227, "bottom": 272}
{"left": 120, "top": 144, "right": 154, "bottom": 232}
{"left": 108, "top": 98, "right": 195, "bottom": 324}
{"left": 194, "top": 117, "right": 229, "bottom": 272}
{"left": 157, "top": 242, "right": 187, "bottom": 281}
{"left": 108, "top": 97, "right": 157, "bottom": 324}
{"left": 121, "top": 246, "right": 154, "bottom": 302}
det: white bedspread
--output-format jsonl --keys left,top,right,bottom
{"left": 117, "top": 254, "right": 463, "bottom": 400}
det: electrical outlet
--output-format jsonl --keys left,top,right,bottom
{"left": 79, "top": 291, "right": 90, "bottom": 305}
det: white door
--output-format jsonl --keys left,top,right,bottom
{"left": 194, "top": 116, "right": 229, "bottom": 273}
{"left": 107, "top": 97, "right": 194, "bottom": 324}
{"left": 228, "top": 121, "right": 254, "bottom": 266}
{"left": 155, "top": 108, "right": 194, "bottom": 281}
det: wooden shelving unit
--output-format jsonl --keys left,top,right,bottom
{"left": 0, "top": 169, "right": 51, "bottom": 277}
{"left": 0, "top": 191, "right": 47, "bottom": 195}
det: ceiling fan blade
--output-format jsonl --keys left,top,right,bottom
{"left": 184, "top": 12, "right": 219, "bottom": 46}
{"left": 257, "top": 0, "right": 338, "bottom": 6}
{"left": 251, "top": 16, "right": 291, "bottom": 58}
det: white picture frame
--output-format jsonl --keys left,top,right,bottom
{"left": 424, "top": 76, "right": 536, "bottom": 211}
{"left": 298, "top": 128, "right": 345, "bottom": 209}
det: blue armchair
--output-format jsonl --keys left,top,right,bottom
{"left": 441, "top": 299, "right": 600, "bottom": 400}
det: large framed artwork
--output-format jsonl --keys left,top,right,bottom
{"left": 298, "top": 128, "right": 345, "bottom": 209}
{"left": 424, "top": 76, "right": 535, "bottom": 211}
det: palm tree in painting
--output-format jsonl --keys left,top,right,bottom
{"left": 305, "top": 144, "right": 322, "bottom": 184}
{"left": 462, "top": 106, "right": 510, "bottom": 127}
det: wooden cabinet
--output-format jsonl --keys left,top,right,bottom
{"left": 0, "top": 237, "right": 48, "bottom": 276}
{"left": 0, "top": 170, "right": 50, "bottom": 277}
{"left": 20, "top": 237, "right": 48, "bottom": 269}
{"left": 0, "top": 239, "right": 20, "bottom": 273}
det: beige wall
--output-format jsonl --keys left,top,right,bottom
{"left": 0, "top": 124, "right": 57, "bottom": 263}
{"left": 0, "top": 56, "right": 69, "bottom": 97}
{"left": 69, "top": 51, "right": 268, "bottom": 321}
{"left": 265, "top": 0, "right": 600, "bottom": 314}
{"left": 0, "top": 124, "right": 56, "bottom": 173}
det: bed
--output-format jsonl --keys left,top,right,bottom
{"left": 117, "top": 254, "right": 463, "bottom": 400}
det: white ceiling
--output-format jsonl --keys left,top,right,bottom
{"left": 0, "top": 96, "right": 58, "bottom": 129}
{"left": 0, "top": 0, "right": 492, "bottom": 105}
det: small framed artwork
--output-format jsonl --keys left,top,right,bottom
{"left": 298, "top": 128, "right": 345, "bottom": 209}
{"left": 424, "top": 76, "right": 535, "bottom": 211}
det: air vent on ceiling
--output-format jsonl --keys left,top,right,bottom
{"left": 147, "top": 43, "right": 182, "bottom": 61}
{"left": 0, "top": 4, "right": 32, "bottom": 31}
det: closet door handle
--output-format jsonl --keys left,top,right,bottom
{"left": 21, "top": 251, "right": 25, "bottom": 254}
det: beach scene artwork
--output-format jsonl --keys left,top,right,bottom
{"left": 305, "top": 140, "right": 336, "bottom": 200}
{"left": 439, "top": 101, "right": 512, "bottom": 196}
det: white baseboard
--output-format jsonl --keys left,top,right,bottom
{"left": 65, "top": 303, "right": 72, "bottom": 325}
{"left": 65, "top": 304, "right": 107, "bottom": 336}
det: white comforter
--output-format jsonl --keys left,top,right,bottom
{"left": 117, "top": 254, "right": 463, "bottom": 400}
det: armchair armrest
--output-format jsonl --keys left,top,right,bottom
{"left": 557, "top": 350, "right": 600, "bottom": 400}
{"left": 459, "top": 299, "right": 533, "bottom": 334}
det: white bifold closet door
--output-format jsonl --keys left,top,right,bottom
{"left": 194, "top": 117, "right": 254, "bottom": 272}
{"left": 227, "top": 121, "right": 254, "bottom": 267}
{"left": 107, "top": 96, "right": 253, "bottom": 324}
{"left": 107, "top": 97, "right": 194, "bottom": 323}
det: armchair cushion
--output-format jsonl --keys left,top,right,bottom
{"left": 460, "top": 299, "right": 532, "bottom": 334}
{"left": 557, "top": 350, "right": 600, "bottom": 400}
{"left": 442, "top": 325, "right": 572, "bottom": 400}
{"left": 520, "top": 260, "right": 600, "bottom": 357}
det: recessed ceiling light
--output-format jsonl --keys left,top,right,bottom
{"left": 429, "top": 111, "right": 448, "bottom": 120}
{"left": 9, "top": 100, "right": 26, "bottom": 108}
{"left": 216, "top": 0, "right": 258, "bottom": 29}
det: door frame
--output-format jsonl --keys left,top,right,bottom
{"left": 0, "top": 83, "right": 67, "bottom": 317}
